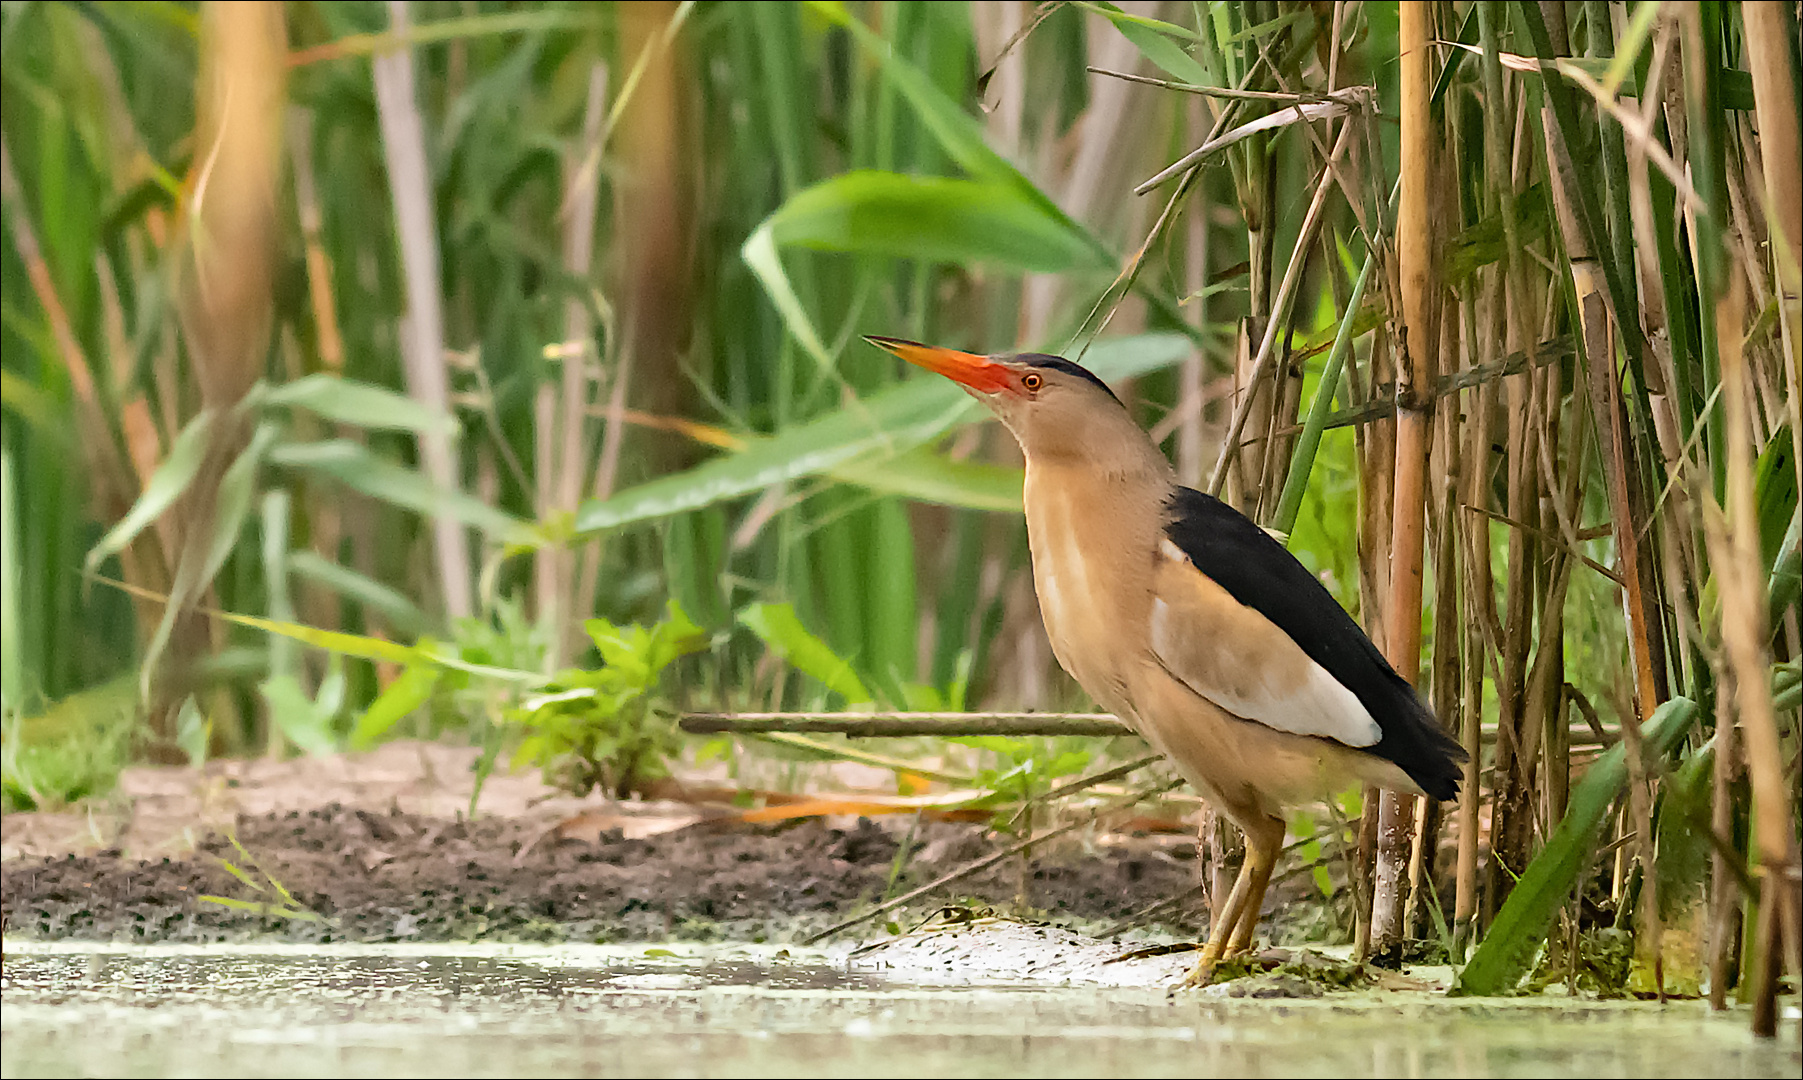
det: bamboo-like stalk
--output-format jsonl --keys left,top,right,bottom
{"left": 1369, "top": 0, "right": 1437, "bottom": 959}
{"left": 372, "top": 0, "right": 472, "bottom": 619}
{"left": 1454, "top": 365, "right": 1493, "bottom": 954}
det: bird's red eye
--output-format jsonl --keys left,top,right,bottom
{"left": 1022, "top": 372, "right": 1043, "bottom": 391}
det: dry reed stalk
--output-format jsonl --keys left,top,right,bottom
{"left": 1351, "top": 317, "right": 1395, "bottom": 959}
{"left": 1483, "top": 76, "right": 1552, "bottom": 922}
{"left": 1368, "top": 0, "right": 1436, "bottom": 959}
{"left": 1706, "top": 277, "right": 1801, "bottom": 1038}
{"left": 1454, "top": 315, "right": 1496, "bottom": 950}
{"left": 283, "top": 107, "right": 356, "bottom": 638}
{"left": 536, "top": 62, "right": 609, "bottom": 669}
{"left": 1741, "top": 2, "right": 1802, "bottom": 502}
{"left": 575, "top": 3, "right": 691, "bottom": 647}
{"left": 1177, "top": 95, "right": 1210, "bottom": 489}
{"left": 157, "top": 1, "right": 286, "bottom": 756}
{"left": 1538, "top": 0, "right": 1676, "bottom": 998}
{"left": 373, "top": 0, "right": 472, "bottom": 619}
{"left": 1708, "top": 677, "right": 1742, "bottom": 1010}
{"left": 1210, "top": 120, "right": 1358, "bottom": 504}
{"left": 1413, "top": 294, "right": 1462, "bottom": 939}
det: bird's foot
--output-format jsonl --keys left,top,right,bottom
{"left": 1175, "top": 957, "right": 1221, "bottom": 992}
{"left": 1169, "top": 949, "right": 1266, "bottom": 994}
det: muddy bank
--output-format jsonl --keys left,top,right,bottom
{"left": 2, "top": 803, "right": 1224, "bottom": 945}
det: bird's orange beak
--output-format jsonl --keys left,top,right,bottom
{"left": 866, "top": 336, "right": 1014, "bottom": 394}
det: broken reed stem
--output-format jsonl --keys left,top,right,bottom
{"left": 680, "top": 713, "right": 1132, "bottom": 738}
{"left": 804, "top": 779, "right": 1183, "bottom": 944}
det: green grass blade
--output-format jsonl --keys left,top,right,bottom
{"left": 284, "top": 551, "right": 429, "bottom": 638}
{"left": 1, "top": 446, "right": 21, "bottom": 711}
{"left": 1768, "top": 509, "right": 1800, "bottom": 623}
{"left": 863, "top": 498, "right": 918, "bottom": 689}
{"left": 270, "top": 439, "right": 533, "bottom": 543}
{"left": 263, "top": 373, "right": 454, "bottom": 435}
{"left": 832, "top": 448, "right": 1024, "bottom": 512}
{"left": 806, "top": 0, "right": 1092, "bottom": 248}
{"left": 220, "top": 612, "right": 424, "bottom": 667}
{"left": 195, "top": 895, "right": 324, "bottom": 922}
{"left": 197, "top": 421, "right": 280, "bottom": 588}
{"left": 83, "top": 407, "right": 215, "bottom": 575}
{"left": 260, "top": 488, "right": 297, "bottom": 698}
{"left": 767, "top": 171, "right": 1103, "bottom": 272}
{"left": 350, "top": 663, "right": 440, "bottom": 750}
{"left": 1075, "top": 2, "right": 1210, "bottom": 83}
{"left": 1272, "top": 250, "right": 1374, "bottom": 537}
{"left": 739, "top": 601, "right": 871, "bottom": 704}
{"left": 742, "top": 222, "right": 835, "bottom": 372}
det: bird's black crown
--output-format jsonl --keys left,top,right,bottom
{"left": 1015, "top": 353, "right": 1122, "bottom": 404}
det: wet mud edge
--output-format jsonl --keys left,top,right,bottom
{"left": 0, "top": 805, "right": 1256, "bottom": 945}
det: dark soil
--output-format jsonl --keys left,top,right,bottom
{"left": 2, "top": 805, "right": 1207, "bottom": 945}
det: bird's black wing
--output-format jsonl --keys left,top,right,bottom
{"left": 1162, "top": 486, "right": 1466, "bottom": 800}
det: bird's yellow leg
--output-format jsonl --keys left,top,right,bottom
{"left": 1224, "top": 815, "right": 1285, "bottom": 955}
{"left": 1179, "top": 855, "right": 1256, "bottom": 988}
{"left": 1179, "top": 815, "right": 1286, "bottom": 989}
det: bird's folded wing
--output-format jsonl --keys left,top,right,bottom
{"left": 1149, "top": 539, "right": 1382, "bottom": 748}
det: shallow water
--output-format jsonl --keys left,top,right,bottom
{"left": 2, "top": 941, "right": 1796, "bottom": 1078}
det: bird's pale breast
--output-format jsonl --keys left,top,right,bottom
{"left": 1022, "top": 466, "right": 1160, "bottom": 718}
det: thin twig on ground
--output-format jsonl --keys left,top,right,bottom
{"left": 803, "top": 780, "right": 1183, "bottom": 945}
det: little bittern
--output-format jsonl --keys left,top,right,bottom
{"left": 869, "top": 336, "right": 1466, "bottom": 987}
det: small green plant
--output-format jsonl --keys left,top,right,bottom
{"left": 507, "top": 600, "right": 710, "bottom": 798}
{"left": 197, "top": 834, "right": 326, "bottom": 924}
{"left": 1, "top": 678, "right": 139, "bottom": 812}
{"left": 954, "top": 735, "right": 1097, "bottom": 832}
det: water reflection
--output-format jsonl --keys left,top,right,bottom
{"left": 2, "top": 944, "right": 1796, "bottom": 1079}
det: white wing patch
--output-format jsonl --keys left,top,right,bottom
{"left": 1151, "top": 540, "right": 1381, "bottom": 748}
